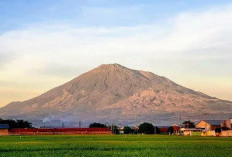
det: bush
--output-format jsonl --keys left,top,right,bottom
{"left": 111, "top": 125, "right": 119, "bottom": 134}
{"left": 124, "top": 126, "right": 134, "bottom": 134}
{"left": 215, "top": 128, "right": 221, "bottom": 133}
{"left": 89, "top": 123, "right": 107, "bottom": 128}
{"left": 221, "top": 127, "right": 229, "bottom": 130}
{"left": 154, "top": 126, "right": 160, "bottom": 134}
{"left": 183, "top": 121, "right": 195, "bottom": 128}
{"left": 0, "top": 119, "right": 32, "bottom": 129}
{"left": 167, "top": 127, "right": 174, "bottom": 134}
{"left": 139, "top": 122, "right": 154, "bottom": 134}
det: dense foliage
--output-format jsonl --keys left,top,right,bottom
{"left": 0, "top": 119, "right": 32, "bottom": 129}
{"left": 111, "top": 125, "right": 119, "bottom": 134}
{"left": 139, "top": 122, "right": 154, "bottom": 134}
{"left": 183, "top": 121, "right": 195, "bottom": 128}
{"left": 123, "top": 126, "right": 134, "bottom": 134}
{"left": 167, "top": 127, "right": 174, "bottom": 134}
{"left": 215, "top": 128, "right": 222, "bottom": 133}
{"left": 154, "top": 126, "right": 160, "bottom": 134}
{"left": 89, "top": 123, "right": 107, "bottom": 128}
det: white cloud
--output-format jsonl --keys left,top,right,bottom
{"left": 0, "top": 4, "right": 232, "bottom": 106}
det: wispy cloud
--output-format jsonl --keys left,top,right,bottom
{"left": 0, "top": 3, "right": 232, "bottom": 106}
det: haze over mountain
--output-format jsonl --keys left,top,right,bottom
{"left": 0, "top": 64, "right": 231, "bottom": 127}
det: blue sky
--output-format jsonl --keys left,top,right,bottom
{"left": 1, "top": 0, "right": 232, "bottom": 32}
{"left": 0, "top": 0, "right": 232, "bottom": 106}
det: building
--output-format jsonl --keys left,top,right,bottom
{"left": 9, "top": 128, "right": 112, "bottom": 135}
{"left": 180, "top": 128, "right": 202, "bottom": 136}
{"left": 119, "top": 127, "right": 124, "bottom": 134}
{"left": 196, "top": 120, "right": 223, "bottom": 131}
{"left": 221, "top": 118, "right": 232, "bottom": 129}
{"left": 156, "top": 125, "right": 180, "bottom": 134}
{"left": 172, "top": 124, "right": 181, "bottom": 133}
{"left": 156, "top": 126, "right": 170, "bottom": 133}
{"left": 119, "top": 126, "right": 137, "bottom": 134}
{"left": 0, "top": 124, "right": 9, "bottom": 135}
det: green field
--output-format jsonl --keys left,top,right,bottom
{"left": 0, "top": 135, "right": 231, "bottom": 157}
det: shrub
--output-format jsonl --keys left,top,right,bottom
{"left": 167, "top": 127, "right": 174, "bottom": 135}
{"left": 89, "top": 122, "right": 107, "bottom": 128}
{"left": 0, "top": 119, "right": 32, "bottom": 128}
{"left": 183, "top": 121, "right": 195, "bottom": 128}
{"left": 111, "top": 125, "right": 119, "bottom": 134}
{"left": 139, "top": 122, "right": 154, "bottom": 134}
{"left": 215, "top": 128, "right": 221, "bottom": 133}
{"left": 124, "top": 126, "right": 134, "bottom": 134}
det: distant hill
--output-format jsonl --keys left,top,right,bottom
{"left": 0, "top": 64, "right": 231, "bottom": 127}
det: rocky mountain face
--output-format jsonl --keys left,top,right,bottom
{"left": 0, "top": 64, "right": 231, "bottom": 127}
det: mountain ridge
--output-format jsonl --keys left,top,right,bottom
{"left": 0, "top": 64, "right": 231, "bottom": 127}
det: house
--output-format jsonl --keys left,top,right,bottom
{"left": 157, "top": 125, "right": 180, "bottom": 134}
{"left": 0, "top": 124, "right": 9, "bottom": 135}
{"left": 196, "top": 120, "right": 223, "bottom": 131}
{"left": 221, "top": 118, "right": 232, "bottom": 129}
{"left": 156, "top": 126, "right": 170, "bottom": 133}
{"left": 180, "top": 128, "right": 202, "bottom": 136}
{"left": 172, "top": 124, "right": 181, "bottom": 133}
{"left": 119, "top": 126, "right": 137, "bottom": 134}
{"left": 119, "top": 127, "right": 124, "bottom": 134}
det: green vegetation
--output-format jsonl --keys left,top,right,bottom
{"left": 167, "top": 126, "right": 174, "bottom": 134}
{"left": 89, "top": 122, "right": 107, "bottom": 128}
{"left": 191, "top": 132, "right": 202, "bottom": 136}
{"left": 111, "top": 125, "right": 119, "bottom": 134}
{"left": 183, "top": 120, "right": 196, "bottom": 128}
{"left": 123, "top": 126, "right": 134, "bottom": 134}
{"left": 0, "top": 119, "right": 32, "bottom": 128}
{"left": 0, "top": 135, "right": 231, "bottom": 157}
{"left": 139, "top": 122, "right": 154, "bottom": 134}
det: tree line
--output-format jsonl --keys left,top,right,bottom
{"left": 89, "top": 122, "right": 159, "bottom": 134}
{"left": 0, "top": 119, "right": 32, "bottom": 129}
{"left": 89, "top": 121, "right": 196, "bottom": 134}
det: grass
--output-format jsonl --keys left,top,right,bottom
{"left": 0, "top": 135, "right": 231, "bottom": 157}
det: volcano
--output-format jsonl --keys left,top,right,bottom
{"left": 0, "top": 64, "right": 231, "bottom": 127}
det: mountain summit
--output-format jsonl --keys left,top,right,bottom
{"left": 0, "top": 64, "right": 231, "bottom": 127}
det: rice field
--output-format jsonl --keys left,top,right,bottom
{"left": 0, "top": 135, "right": 231, "bottom": 157}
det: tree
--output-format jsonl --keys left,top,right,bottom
{"left": 183, "top": 121, "right": 195, "bottom": 128}
{"left": 139, "top": 122, "right": 154, "bottom": 134}
{"left": 89, "top": 122, "right": 107, "bottom": 128}
{"left": 215, "top": 128, "right": 221, "bottom": 133}
{"left": 111, "top": 125, "right": 119, "bottom": 134}
{"left": 221, "top": 127, "right": 229, "bottom": 131}
{"left": 124, "top": 126, "right": 134, "bottom": 134}
{"left": 167, "top": 127, "right": 174, "bottom": 135}
{"left": 154, "top": 126, "right": 160, "bottom": 134}
{"left": 0, "top": 119, "right": 32, "bottom": 128}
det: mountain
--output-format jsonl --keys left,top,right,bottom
{"left": 0, "top": 64, "right": 231, "bottom": 127}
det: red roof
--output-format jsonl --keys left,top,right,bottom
{"left": 9, "top": 128, "right": 112, "bottom": 133}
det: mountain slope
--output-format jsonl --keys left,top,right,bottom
{"left": 0, "top": 64, "right": 231, "bottom": 126}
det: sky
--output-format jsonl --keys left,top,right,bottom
{"left": 0, "top": 0, "right": 232, "bottom": 107}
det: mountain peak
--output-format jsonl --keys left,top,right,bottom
{"left": 98, "top": 63, "right": 127, "bottom": 69}
{"left": 0, "top": 64, "right": 231, "bottom": 127}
